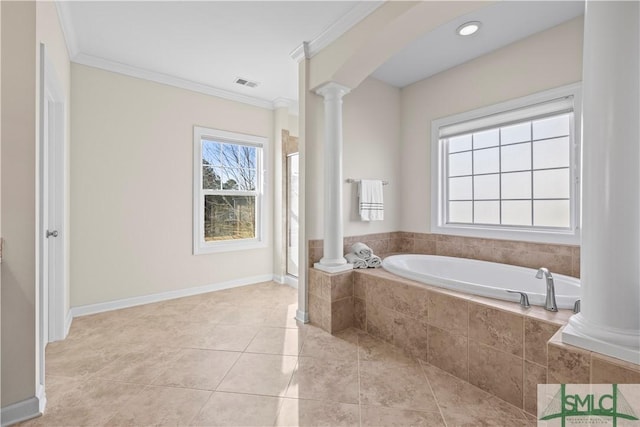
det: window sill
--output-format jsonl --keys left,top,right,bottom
{"left": 194, "top": 239, "right": 267, "bottom": 255}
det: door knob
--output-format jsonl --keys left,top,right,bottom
{"left": 46, "top": 230, "right": 58, "bottom": 238}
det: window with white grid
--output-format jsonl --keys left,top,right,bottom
{"left": 193, "top": 126, "right": 268, "bottom": 254}
{"left": 431, "top": 84, "right": 581, "bottom": 244}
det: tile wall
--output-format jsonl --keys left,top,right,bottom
{"left": 309, "top": 231, "right": 580, "bottom": 277}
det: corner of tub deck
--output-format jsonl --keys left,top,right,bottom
{"left": 308, "top": 267, "right": 355, "bottom": 334}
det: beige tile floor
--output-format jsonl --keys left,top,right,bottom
{"left": 22, "top": 282, "right": 536, "bottom": 427}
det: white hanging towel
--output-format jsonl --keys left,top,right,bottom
{"left": 359, "top": 179, "right": 384, "bottom": 221}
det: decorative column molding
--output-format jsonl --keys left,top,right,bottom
{"left": 314, "top": 81, "right": 353, "bottom": 273}
{"left": 562, "top": 0, "right": 640, "bottom": 364}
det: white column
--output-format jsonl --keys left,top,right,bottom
{"left": 562, "top": 0, "right": 640, "bottom": 364}
{"left": 314, "top": 82, "right": 353, "bottom": 273}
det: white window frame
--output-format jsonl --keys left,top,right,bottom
{"left": 431, "top": 83, "right": 582, "bottom": 245}
{"left": 193, "top": 126, "right": 268, "bottom": 254}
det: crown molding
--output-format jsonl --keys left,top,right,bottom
{"left": 55, "top": 1, "right": 79, "bottom": 59}
{"left": 289, "top": 42, "right": 309, "bottom": 63}
{"left": 290, "top": 1, "right": 385, "bottom": 62}
{"left": 56, "top": 1, "right": 303, "bottom": 110}
{"left": 73, "top": 53, "right": 280, "bottom": 110}
{"left": 272, "top": 97, "right": 299, "bottom": 116}
{"left": 272, "top": 97, "right": 294, "bottom": 109}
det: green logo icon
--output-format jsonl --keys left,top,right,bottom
{"left": 540, "top": 384, "right": 639, "bottom": 426}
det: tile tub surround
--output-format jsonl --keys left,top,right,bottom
{"left": 353, "top": 269, "right": 568, "bottom": 411}
{"left": 308, "top": 268, "right": 354, "bottom": 333}
{"left": 309, "top": 231, "right": 580, "bottom": 277}
{"left": 310, "top": 267, "right": 640, "bottom": 416}
{"left": 547, "top": 329, "right": 640, "bottom": 385}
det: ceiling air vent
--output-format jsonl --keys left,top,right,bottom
{"left": 234, "top": 77, "right": 259, "bottom": 88}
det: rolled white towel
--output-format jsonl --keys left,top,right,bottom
{"left": 367, "top": 255, "right": 382, "bottom": 268}
{"left": 345, "top": 252, "right": 367, "bottom": 269}
{"left": 351, "top": 242, "right": 373, "bottom": 260}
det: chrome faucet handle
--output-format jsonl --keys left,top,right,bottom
{"left": 536, "top": 267, "right": 551, "bottom": 279}
{"left": 535, "top": 268, "right": 558, "bottom": 312}
{"left": 507, "top": 290, "right": 531, "bottom": 308}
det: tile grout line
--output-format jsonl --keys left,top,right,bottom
{"left": 239, "top": 325, "right": 263, "bottom": 353}
{"left": 144, "top": 348, "right": 187, "bottom": 386}
{"left": 419, "top": 360, "right": 449, "bottom": 427}
{"left": 356, "top": 332, "right": 363, "bottom": 427}
{"left": 424, "top": 360, "right": 530, "bottom": 423}
{"left": 210, "top": 350, "right": 244, "bottom": 393}
{"left": 522, "top": 317, "right": 526, "bottom": 413}
{"left": 466, "top": 299, "right": 470, "bottom": 383}
{"left": 185, "top": 389, "right": 216, "bottom": 426}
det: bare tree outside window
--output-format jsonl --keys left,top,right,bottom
{"left": 202, "top": 140, "right": 259, "bottom": 241}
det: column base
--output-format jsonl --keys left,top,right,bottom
{"left": 562, "top": 313, "right": 640, "bottom": 365}
{"left": 314, "top": 261, "right": 353, "bottom": 273}
{"left": 295, "top": 309, "right": 309, "bottom": 324}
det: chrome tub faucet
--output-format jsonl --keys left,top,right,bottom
{"left": 536, "top": 267, "right": 558, "bottom": 312}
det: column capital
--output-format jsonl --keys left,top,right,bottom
{"left": 314, "top": 81, "right": 351, "bottom": 100}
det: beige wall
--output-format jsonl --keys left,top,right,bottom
{"left": 400, "top": 17, "right": 584, "bottom": 233}
{"left": 304, "top": 76, "right": 401, "bottom": 240}
{"left": 70, "top": 64, "right": 274, "bottom": 307}
{"left": 343, "top": 77, "right": 401, "bottom": 236}
{"left": 288, "top": 114, "right": 299, "bottom": 137}
{"left": 301, "top": 92, "right": 323, "bottom": 241}
{"left": 1, "top": 0, "right": 70, "bottom": 409}
{"left": 1, "top": 1, "right": 38, "bottom": 407}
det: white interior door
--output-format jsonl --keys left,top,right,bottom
{"left": 40, "top": 48, "right": 66, "bottom": 344}
{"left": 42, "top": 95, "right": 51, "bottom": 347}
{"left": 38, "top": 45, "right": 67, "bottom": 409}
{"left": 45, "top": 91, "right": 64, "bottom": 344}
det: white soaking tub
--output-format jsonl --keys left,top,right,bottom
{"left": 382, "top": 254, "right": 580, "bottom": 309}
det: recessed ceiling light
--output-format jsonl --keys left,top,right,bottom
{"left": 457, "top": 21, "right": 481, "bottom": 36}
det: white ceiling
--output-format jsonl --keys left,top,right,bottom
{"left": 58, "top": 1, "right": 584, "bottom": 109}
{"left": 59, "top": 1, "right": 369, "bottom": 108}
{"left": 372, "top": 1, "right": 585, "bottom": 88}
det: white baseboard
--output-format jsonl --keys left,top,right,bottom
{"left": 296, "top": 309, "right": 309, "bottom": 323}
{"left": 70, "top": 274, "right": 275, "bottom": 318}
{"left": 272, "top": 274, "right": 298, "bottom": 289}
{"left": 1, "top": 395, "right": 41, "bottom": 427}
{"left": 284, "top": 275, "right": 298, "bottom": 289}
{"left": 36, "top": 384, "right": 46, "bottom": 413}
{"left": 64, "top": 310, "right": 73, "bottom": 338}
